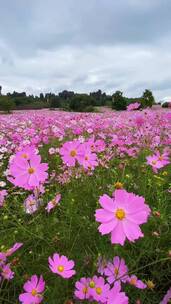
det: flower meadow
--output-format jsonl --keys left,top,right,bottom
{"left": 0, "top": 108, "right": 171, "bottom": 303}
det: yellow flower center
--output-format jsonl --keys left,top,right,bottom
{"left": 85, "top": 155, "right": 89, "bottom": 161}
{"left": 115, "top": 208, "right": 126, "bottom": 220}
{"left": 22, "top": 153, "right": 28, "bottom": 159}
{"left": 114, "top": 267, "right": 119, "bottom": 275}
{"left": 114, "top": 182, "right": 123, "bottom": 189}
{"left": 28, "top": 167, "right": 35, "bottom": 174}
{"left": 31, "top": 289, "right": 37, "bottom": 296}
{"left": 130, "top": 278, "right": 137, "bottom": 286}
{"left": 89, "top": 281, "right": 95, "bottom": 288}
{"left": 70, "top": 150, "right": 77, "bottom": 157}
{"left": 158, "top": 156, "right": 163, "bottom": 161}
{"left": 57, "top": 265, "right": 64, "bottom": 272}
{"left": 152, "top": 160, "right": 157, "bottom": 165}
{"left": 146, "top": 280, "right": 155, "bottom": 289}
{"left": 29, "top": 200, "right": 35, "bottom": 206}
{"left": 96, "top": 287, "right": 102, "bottom": 295}
{"left": 82, "top": 287, "right": 88, "bottom": 294}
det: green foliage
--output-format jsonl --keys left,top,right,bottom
{"left": 112, "top": 91, "right": 128, "bottom": 110}
{"left": 0, "top": 96, "right": 15, "bottom": 113}
{"left": 141, "top": 89, "right": 155, "bottom": 108}
{"left": 162, "top": 102, "right": 170, "bottom": 108}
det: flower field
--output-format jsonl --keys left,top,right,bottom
{"left": 0, "top": 108, "right": 171, "bottom": 303}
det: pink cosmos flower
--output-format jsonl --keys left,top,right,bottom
{"left": 87, "top": 137, "right": 106, "bottom": 153}
{"left": 89, "top": 276, "right": 110, "bottom": 303}
{"left": 0, "top": 189, "right": 7, "bottom": 207}
{"left": 48, "top": 147, "right": 56, "bottom": 155}
{"left": 0, "top": 252, "right": 6, "bottom": 266}
{"left": 48, "top": 253, "right": 76, "bottom": 278}
{"left": 15, "top": 146, "right": 37, "bottom": 161}
{"left": 45, "top": 193, "right": 61, "bottom": 213}
{"left": 127, "top": 102, "right": 141, "bottom": 111}
{"left": 97, "top": 256, "right": 108, "bottom": 275}
{"left": 74, "top": 277, "right": 90, "bottom": 300}
{"left": 107, "top": 282, "right": 129, "bottom": 304}
{"left": 24, "top": 195, "right": 39, "bottom": 214}
{"left": 127, "top": 275, "right": 146, "bottom": 289}
{"left": 19, "top": 275, "right": 45, "bottom": 304}
{"left": 104, "top": 256, "right": 128, "bottom": 284}
{"left": 9, "top": 152, "right": 48, "bottom": 190}
{"left": 95, "top": 190, "right": 151, "bottom": 245}
{"left": 1, "top": 263, "right": 14, "bottom": 280}
{"left": 146, "top": 151, "right": 170, "bottom": 172}
{"left": 6, "top": 242, "right": 23, "bottom": 257}
{"left": 59, "top": 140, "right": 82, "bottom": 167}
{"left": 160, "top": 287, "right": 171, "bottom": 304}
{"left": 79, "top": 143, "right": 98, "bottom": 170}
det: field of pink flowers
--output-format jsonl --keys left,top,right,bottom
{"left": 0, "top": 108, "right": 171, "bottom": 304}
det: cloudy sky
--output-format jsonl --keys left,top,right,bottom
{"left": 0, "top": 0, "right": 171, "bottom": 100}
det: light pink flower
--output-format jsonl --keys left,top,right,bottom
{"left": 0, "top": 189, "right": 7, "bottom": 207}
{"left": 59, "top": 140, "right": 81, "bottom": 167}
{"left": 127, "top": 102, "right": 141, "bottom": 111}
{"left": 19, "top": 275, "right": 45, "bottom": 304}
{"left": 74, "top": 277, "right": 90, "bottom": 300}
{"left": 9, "top": 151, "right": 48, "bottom": 190}
{"left": 127, "top": 275, "right": 147, "bottom": 289}
{"left": 1, "top": 263, "right": 14, "bottom": 280}
{"left": 6, "top": 242, "right": 23, "bottom": 257}
{"left": 78, "top": 143, "right": 98, "bottom": 170}
{"left": 89, "top": 276, "right": 110, "bottom": 303}
{"left": 160, "top": 287, "right": 171, "bottom": 304}
{"left": 107, "top": 282, "right": 129, "bottom": 304}
{"left": 95, "top": 190, "right": 151, "bottom": 245}
{"left": 104, "top": 256, "right": 128, "bottom": 284}
{"left": 48, "top": 253, "right": 76, "bottom": 278}
{"left": 24, "top": 195, "right": 40, "bottom": 214}
{"left": 45, "top": 193, "right": 61, "bottom": 213}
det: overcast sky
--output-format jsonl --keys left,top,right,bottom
{"left": 0, "top": 0, "right": 171, "bottom": 100}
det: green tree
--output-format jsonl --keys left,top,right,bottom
{"left": 0, "top": 96, "right": 15, "bottom": 113}
{"left": 142, "top": 89, "right": 155, "bottom": 108}
{"left": 112, "top": 91, "right": 127, "bottom": 110}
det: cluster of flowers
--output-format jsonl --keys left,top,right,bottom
{"left": 146, "top": 150, "right": 170, "bottom": 173}
{"left": 59, "top": 137, "right": 105, "bottom": 170}
{"left": 0, "top": 243, "right": 23, "bottom": 281}
{"left": 8, "top": 146, "right": 48, "bottom": 190}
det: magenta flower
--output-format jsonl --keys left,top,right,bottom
{"left": 6, "top": 242, "right": 23, "bottom": 257}
{"left": 45, "top": 193, "right": 61, "bottom": 213}
{"left": 74, "top": 277, "right": 90, "bottom": 300}
{"left": 127, "top": 275, "right": 147, "bottom": 289}
{"left": 104, "top": 256, "right": 128, "bottom": 284}
{"left": 95, "top": 190, "right": 151, "bottom": 245}
{"left": 19, "top": 275, "right": 45, "bottom": 304}
{"left": 160, "top": 287, "right": 171, "bottom": 304}
{"left": 0, "top": 189, "right": 7, "bottom": 207}
{"left": 48, "top": 253, "right": 76, "bottom": 278}
{"left": 0, "top": 252, "right": 6, "bottom": 266}
{"left": 107, "top": 282, "right": 129, "bottom": 304}
{"left": 89, "top": 276, "right": 110, "bottom": 303}
{"left": 9, "top": 151, "right": 48, "bottom": 190}
{"left": 59, "top": 140, "right": 81, "bottom": 167}
{"left": 1, "top": 263, "right": 14, "bottom": 280}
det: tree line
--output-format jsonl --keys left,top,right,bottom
{"left": 0, "top": 86, "right": 155, "bottom": 113}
